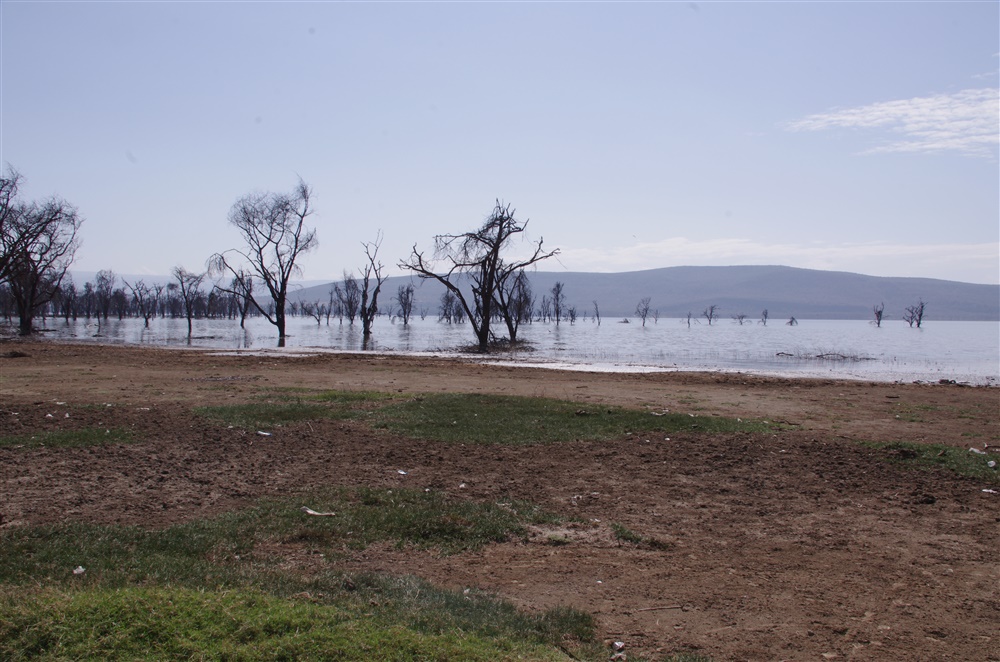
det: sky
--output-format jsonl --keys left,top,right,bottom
{"left": 2, "top": 1, "right": 998, "bottom": 285}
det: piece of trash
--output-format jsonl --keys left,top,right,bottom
{"left": 56, "top": 402, "right": 66, "bottom": 405}
{"left": 969, "top": 448, "right": 987, "bottom": 455}
{"left": 988, "top": 461, "right": 997, "bottom": 469}
{"left": 72, "top": 566, "right": 85, "bottom": 575}
{"left": 613, "top": 641, "right": 626, "bottom": 651}
{"left": 256, "top": 431, "right": 272, "bottom": 437}
{"left": 983, "top": 489, "right": 998, "bottom": 494}
{"left": 596, "top": 580, "right": 603, "bottom": 584}
{"left": 45, "top": 414, "right": 54, "bottom": 419}
{"left": 397, "top": 470, "right": 408, "bottom": 475}
{"left": 300, "top": 506, "right": 336, "bottom": 517}
{"left": 64, "top": 413, "right": 70, "bottom": 418}
{"left": 459, "top": 483, "right": 467, "bottom": 489}
{"left": 650, "top": 412, "right": 664, "bottom": 416}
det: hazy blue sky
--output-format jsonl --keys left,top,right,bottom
{"left": 3, "top": 1, "right": 998, "bottom": 284}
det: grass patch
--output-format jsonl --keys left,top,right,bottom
{"left": 0, "top": 586, "right": 566, "bottom": 661}
{"left": 0, "top": 488, "right": 592, "bottom": 659}
{"left": 864, "top": 441, "right": 999, "bottom": 484}
{"left": 196, "top": 390, "right": 398, "bottom": 429}
{"left": 374, "top": 393, "right": 771, "bottom": 445}
{"left": 610, "top": 523, "right": 672, "bottom": 551}
{"left": 0, "top": 488, "right": 555, "bottom": 588}
{"left": 0, "top": 427, "right": 134, "bottom": 450}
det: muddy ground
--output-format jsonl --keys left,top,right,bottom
{"left": 1, "top": 341, "right": 998, "bottom": 661}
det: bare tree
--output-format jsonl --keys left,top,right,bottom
{"left": 903, "top": 300, "right": 926, "bottom": 328}
{"left": 400, "top": 200, "right": 558, "bottom": 352}
{"left": 208, "top": 179, "right": 317, "bottom": 346}
{"left": 787, "top": 316, "right": 798, "bottom": 326}
{"left": 760, "top": 309, "right": 769, "bottom": 326}
{"left": 685, "top": 311, "right": 694, "bottom": 327}
{"left": 395, "top": 283, "right": 415, "bottom": 326}
{"left": 872, "top": 302, "right": 885, "bottom": 328}
{"left": 172, "top": 267, "right": 206, "bottom": 337}
{"left": 358, "top": 234, "right": 387, "bottom": 340}
{"left": 94, "top": 270, "right": 116, "bottom": 321}
{"left": 593, "top": 300, "right": 601, "bottom": 326}
{"left": 703, "top": 304, "right": 718, "bottom": 326}
{"left": 635, "top": 297, "right": 652, "bottom": 327}
{"left": 4, "top": 191, "right": 82, "bottom": 335}
{"left": 732, "top": 313, "right": 748, "bottom": 325}
{"left": 551, "top": 281, "right": 566, "bottom": 326}
{"left": 124, "top": 279, "right": 157, "bottom": 328}
{"left": 332, "top": 271, "right": 361, "bottom": 324}
{"left": 567, "top": 306, "right": 577, "bottom": 324}
{"left": 495, "top": 268, "right": 534, "bottom": 342}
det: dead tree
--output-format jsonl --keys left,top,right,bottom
{"left": 208, "top": 179, "right": 317, "bottom": 346}
{"left": 334, "top": 271, "right": 361, "bottom": 324}
{"left": 172, "top": 267, "right": 205, "bottom": 337}
{"left": 358, "top": 234, "right": 387, "bottom": 339}
{"left": 4, "top": 187, "right": 82, "bottom": 335}
{"left": 495, "top": 268, "right": 533, "bottom": 342}
{"left": 593, "top": 300, "right": 601, "bottom": 326}
{"left": 124, "top": 279, "right": 157, "bottom": 328}
{"left": 395, "top": 283, "right": 415, "bottom": 326}
{"left": 732, "top": 313, "right": 748, "bottom": 326}
{"left": 760, "top": 309, "right": 769, "bottom": 326}
{"left": 872, "top": 302, "right": 884, "bottom": 327}
{"left": 703, "top": 304, "right": 718, "bottom": 326}
{"left": 551, "top": 281, "right": 566, "bottom": 326}
{"left": 635, "top": 297, "right": 652, "bottom": 327}
{"left": 903, "top": 300, "right": 926, "bottom": 328}
{"left": 400, "top": 200, "right": 558, "bottom": 352}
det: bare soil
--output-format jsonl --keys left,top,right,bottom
{"left": 1, "top": 340, "right": 998, "bottom": 661}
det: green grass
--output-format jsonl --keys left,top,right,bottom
{"left": 0, "top": 427, "right": 134, "bottom": 450}
{"left": 0, "top": 488, "right": 593, "bottom": 659}
{"left": 373, "top": 393, "right": 771, "bottom": 444}
{"left": 610, "top": 523, "right": 672, "bottom": 550}
{"left": 0, "top": 586, "right": 566, "bottom": 661}
{"left": 195, "top": 389, "right": 397, "bottom": 429}
{"left": 0, "top": 488, "right": 556, "bottom": 588}
{"left": 864, "top": 441, "right": 1000, "bottom": 484}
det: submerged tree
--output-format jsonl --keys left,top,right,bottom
{"left": 358, "top": 234, "right": 387, "bottom": 340}
{"left": 209, "top": 179, "right": 317, "bottom": 346}
{"left": 635, "top": 297, "right": 652, "bottom": 327}
{"left": 872, "top": 302, "right": 885, "bottom": 328}
{"left": 703, "top": 305, "right": 718, "bottom": 326}
{"left": 172, "top": 267, "right": 206, "bottom": 336}
{"left": 334, "top": 271, "right": 361, "bottom": 324}
{"left": 400, "top": 200, "right": 558, "bottom": 352}
{"left": 395, "top": 283, "right": 415, "bottom": 326}
{"left": 550, "top": 281, "right": 566, "bottom": 326}
{"left": 903, "top": 300, "right": 926, "bottom": 328}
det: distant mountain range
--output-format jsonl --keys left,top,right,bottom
{"left": 289, "top": 265, "right": 1000, "bottom": 322}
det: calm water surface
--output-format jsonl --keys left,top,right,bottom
{"left": 32, "top": 316, "right": 1000, "bottom": 385}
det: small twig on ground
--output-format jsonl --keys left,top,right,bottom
{"left": 635, "top": 604, "right": 684, "bottom": 612}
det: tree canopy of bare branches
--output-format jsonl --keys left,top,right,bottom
{"left": 208, "top": 179, "right": 317, "bottom": 346}
{"left": 399, "top": 200, "right": 558, "bottom": 352}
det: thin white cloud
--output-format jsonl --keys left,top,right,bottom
{"left": 785, "top": 88, "right": 1000, "bottom": 158}
{"left": 557, "top": 237, "right": 1000, "bottom": 284}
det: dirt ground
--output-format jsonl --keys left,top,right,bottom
{"left": 1, "top": 340, "right": 998, "bottom": 661}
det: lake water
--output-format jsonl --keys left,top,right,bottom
{"left": 28, "top": 315, "right": 1000, "bottom": 385}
